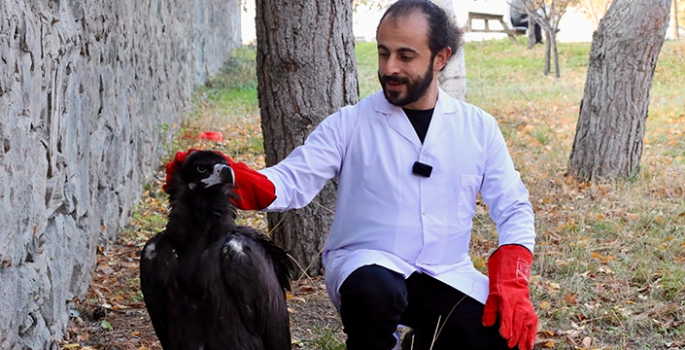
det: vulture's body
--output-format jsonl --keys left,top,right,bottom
{"left": 140, "top": 151, "right": 293, "bottom": 350}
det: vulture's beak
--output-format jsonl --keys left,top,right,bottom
{"left": 201, "top": 164, "right": 235, "bottom": 188}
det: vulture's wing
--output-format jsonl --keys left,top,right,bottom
{"left": 139, "top": 232, "right": 173, "bottom": 349}
{"left": 240, "top": 225, "right": 295, "bottom": 291}
{"left": 220, "top": 228, "right": 292, "bottom": 350}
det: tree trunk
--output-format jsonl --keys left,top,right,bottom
{"left": 672, "top": 0, "right": 680, "bottom": 40}
{"left": 256, "top": 0, "right": 359, "bottom": 276}
{"left": 567, "top": 0, "right": 671, "bottom": 182}
{"left": 550, "top": 25, "right": 560, "bottom": 79}
{"left": 431, "top": 0, "right": 467, "bottom": 101}
{"left": 527, "top": 8, "right": 537, "bottom": 49}
{"left": 543, "top": 27, "right": 551, "bottom": 75}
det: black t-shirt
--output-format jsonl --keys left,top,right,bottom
{"left": 403, "top": 108, "right": 434, "bottom": 144}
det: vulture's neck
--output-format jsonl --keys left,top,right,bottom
{"left": 166, "top": 191, "right": 237, "bottom": 251}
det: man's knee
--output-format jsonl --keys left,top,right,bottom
{"left": 339, "top": 265, "right": 408, "bottom": 315}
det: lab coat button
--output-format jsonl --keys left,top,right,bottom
{"left": 422, "top": 211, "right": 426, "bottom": 216}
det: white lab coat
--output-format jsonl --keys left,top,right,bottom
{"left": 260, "top": 88, "right": 535, "bottom": 307}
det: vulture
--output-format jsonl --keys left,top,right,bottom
{"left": 140, "top": 149, "right": 294, "bottom": 350}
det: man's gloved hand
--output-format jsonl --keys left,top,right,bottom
{"left": 163, "top": 149, "right": 276, "bottom": 210}
{"left": 221, "top": 155, "right": 276, "bottom": 210}
{"left": 482, "top": 244, "right": 537, "bottom": 350}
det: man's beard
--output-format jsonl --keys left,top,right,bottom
{"left": 379, "top": 60, "right": 434, "bottom": 107}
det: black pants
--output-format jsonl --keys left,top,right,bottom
{"left": 511, "top": 14, "right": 543, "bottom": 44}
{"left": 339, "top": 265, "right": 510, "bottom": 350}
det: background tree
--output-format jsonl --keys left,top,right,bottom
{"left": 567, "top": 0, "right": 671, "bottom": 181}
{"left": 516, "top": 0, "right": 578, "bottom": 78}
{"left": 576, "top": 0, "right": 613, "bottom": 27}
{"left": 256, "top": 0, "right": 359, "bottom": 276}
{"left": 671, "top": 0, "right": 680, "bottom": 40}
{"left": 526, "top": 6, "right": 538, "bottom": 49}
{"left": 432, "top": 0, "right": 467, "bottom": 101}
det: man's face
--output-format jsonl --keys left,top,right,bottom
{"left": 376, "top": 11, "right": 438, "bottom": 109}
{"left": 378, "top": 58, "right": 434, "bottom": 108}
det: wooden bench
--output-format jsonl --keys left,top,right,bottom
{"left": 463, "top": 12, "right": 527, "bottom": 45}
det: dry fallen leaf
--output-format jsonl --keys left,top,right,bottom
{"left": 625, "top": 213, "right": 639, "bottom": 220}
{"left": 538, "top": 329, "right": 555, "bottom": 337}
{"left": 535, "top": 340, "right": 556, "bottom": 348}
{"left": 299, "top": 285, "right": 317, "bottom": 293}
{"left": 563, "top": 293, "right": 577, "bottom": 306}
{"left": 286, "top": 293, "right": 306, "bottom": 302}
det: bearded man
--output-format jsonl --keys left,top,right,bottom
{"left": 224, "top": 1, "right": 538, "bottom": 349}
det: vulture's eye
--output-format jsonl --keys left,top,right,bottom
{"left": 197, "top": 165, "right": 208, "bottom": 173}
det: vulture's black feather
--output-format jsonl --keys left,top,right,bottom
{"left": 140, "top": 150, "right": 294, "bottom": 350}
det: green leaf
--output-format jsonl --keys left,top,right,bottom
{"left": 100, "top": 320, "right": 113, "bottom": 331}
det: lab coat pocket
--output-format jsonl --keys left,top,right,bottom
{"left": 457, "top": 174, "right": 483, "bottom": 227}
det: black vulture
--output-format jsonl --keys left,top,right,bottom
{"left": 140, "top": 149, "right": 294, "bottom": 350}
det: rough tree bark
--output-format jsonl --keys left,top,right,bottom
{"left": 567, "top": 0, "right": 671, "bottom": 181}
{"left": 256, "top": 0, "right": 359, "bottom": 276}
{"left": 431, "top": 0, "right": 467, "bottom": 101}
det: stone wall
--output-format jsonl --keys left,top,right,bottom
{"left": 0, "top": 0, "right": 240, "bottom": 348}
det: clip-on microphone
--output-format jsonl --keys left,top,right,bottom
{"left": 412, "top": 161, "right": 433, "bottom": 178}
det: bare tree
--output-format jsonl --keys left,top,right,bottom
{"left": 576, "top": 0, "right": 613, "bottom": 27}
{"left": 567, "top": 0, "right": 671, "bottom": 181}
{"left": 516, "top": 0, "right": 578, "bottom": 78}
{"left": 256, "top": 0, "right": 359, "bottom": 276}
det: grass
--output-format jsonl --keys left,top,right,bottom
{"left": 134, "top": 37, "right": 685, "bottom": 349}
{"left": 460, "top": 37, "right": 685, "bottom": 349}
{"left": 303, "top": 327, "right": 347, "bottom": 350}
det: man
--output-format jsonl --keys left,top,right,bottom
{"left": 510, "top": 0, "right": 543, "bottom": 44}
{"left": 217, "top": 1, "right": 537, "bottom": 349}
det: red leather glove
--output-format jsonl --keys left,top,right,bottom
{"left": 163, "top": 149, "right": 276, "bottom": 210}
{"left": 482, "top": 244, "right": 537, "bottom": 350}
{"left": 221, "top": 156, "right": 276, "bottom": 210}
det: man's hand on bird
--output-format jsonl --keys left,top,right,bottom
{"left": 164, "top": 149, "right": 276, "bottom": 210}
{"left": 482, "top": 244, "right": 538, "bottom": 350}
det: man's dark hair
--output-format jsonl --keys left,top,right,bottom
{"left": 378, "top": 0, "right": 463, "bottom": 62}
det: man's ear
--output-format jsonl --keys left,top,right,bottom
{"left": 434, "top": 47, "right": 452, "bottom": 71}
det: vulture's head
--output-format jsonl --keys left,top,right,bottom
{"left": 163, "top": 149, "right": 238, "bottom": 209}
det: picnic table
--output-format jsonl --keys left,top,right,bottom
{"left": 463, "top": 11, "right": 527, "bottom": 45}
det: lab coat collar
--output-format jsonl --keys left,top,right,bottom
{"left": 374, "top": 88, "right": 458, "bottom": 148}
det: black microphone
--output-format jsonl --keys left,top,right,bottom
{"left": 412, "top": 161, "right": 433, "bottom": 178}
